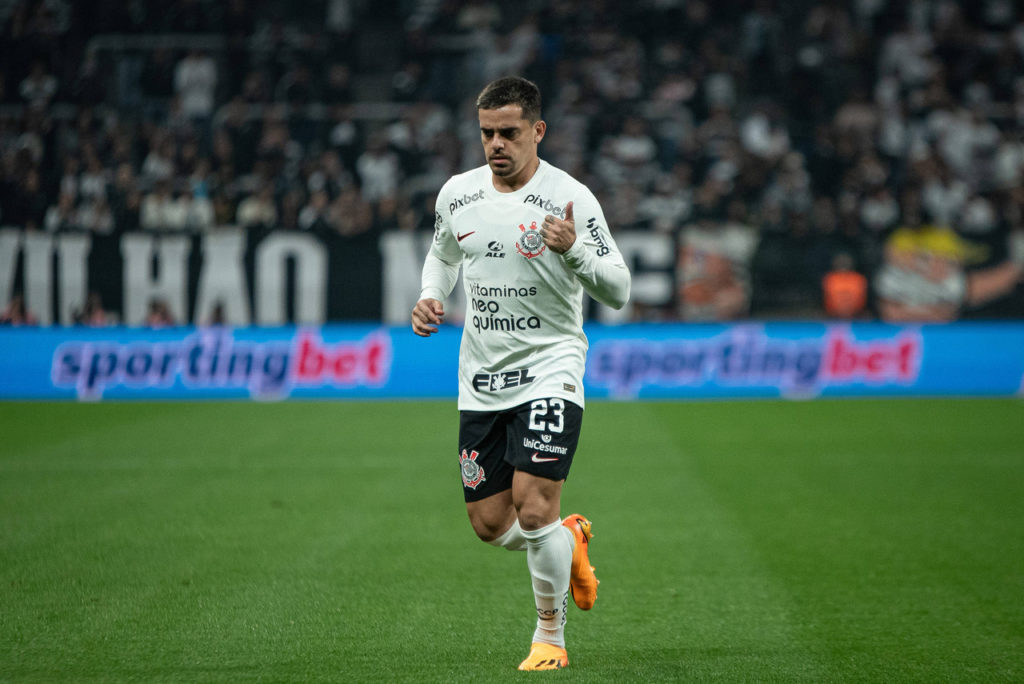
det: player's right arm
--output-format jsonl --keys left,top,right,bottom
{"left": 412, "top": 296, "right": 446, "bottom": 336}
{"left": 412, "top": 192, "right": 463, "bottom": 337}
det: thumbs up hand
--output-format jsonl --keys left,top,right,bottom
{"left": 541, "top": 201, "right": 576, "bottom": 254}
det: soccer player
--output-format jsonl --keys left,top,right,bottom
{"left": 411, "top": 76, "right": 631, "bottom": 671}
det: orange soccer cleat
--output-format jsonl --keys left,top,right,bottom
{"left": 562, "top": 514, "right": 599, "bottom": 610}
{"left": 517, "top": 642, "right": 569, "bottom": 671}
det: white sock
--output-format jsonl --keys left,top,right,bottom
{"left": 487, "top": 519, "right": 528, "bottom": 551}
{"left": 522, "top": 520, "right": 573, "bottom": 648}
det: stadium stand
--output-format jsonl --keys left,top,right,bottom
{"left": 0, "top": 0, "right": 1021, "bottom": 324}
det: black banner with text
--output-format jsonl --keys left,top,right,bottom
{"left": 0, "top": 227, "right": 676, "bottom": 326}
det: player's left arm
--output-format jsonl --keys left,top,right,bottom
{"left": 541, "top": 193, "right": 631, "bottom": 309}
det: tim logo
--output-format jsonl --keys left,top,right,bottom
{"left": 486, "top": 241, "right": 505, "bottom": 258}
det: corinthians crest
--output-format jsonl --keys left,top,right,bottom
{"left": 459, "top": 449, "right": 486, "bottom": 489}
{"left": 515, "top": 221, "right": 546, "bottom": 259}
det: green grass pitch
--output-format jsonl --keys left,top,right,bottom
{"left": 1, "top": 399, "right": 1022, "bottom": 682}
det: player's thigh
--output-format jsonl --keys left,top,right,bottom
{"left": 505, "top": 397, "right": 583, "bottom": 483}
{"left": 458, "top": 408, "right": 515, "bottom": 503}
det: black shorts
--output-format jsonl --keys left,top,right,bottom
{"left": 458, "top": 398, "right": 584, "bottom": 503}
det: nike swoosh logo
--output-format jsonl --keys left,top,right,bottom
{"left": 457, "top": 231, "right": 476, "bottom": 242}
{"left": 531, "top": 452, "right": 559, "bottom": 463}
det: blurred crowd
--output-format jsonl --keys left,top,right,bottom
{"left": 1, "top": 0, "right": 1023, "bottom": 326}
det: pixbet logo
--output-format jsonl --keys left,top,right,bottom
{"left": 523, "top": 193, "right": 568, "bottom": 218}
{"left": 449, "top": 189, "right": 485, "bottom": 215}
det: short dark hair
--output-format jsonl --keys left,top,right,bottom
{"left": 476, "top": 77, "right": 542, "bottom": 122}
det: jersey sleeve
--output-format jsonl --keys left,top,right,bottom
{"left": 560, "top": 188, "right": 631, "bottom": 310}
{"left": 419, "top": 185, "right": 464, "bottom": 302}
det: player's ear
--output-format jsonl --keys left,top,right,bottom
{"left": 534, "top": 120, "right": 546, "bottom": 144}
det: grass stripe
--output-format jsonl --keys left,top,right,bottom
{"left": 1, "top": 400, "right": 1021, "bottom": 682}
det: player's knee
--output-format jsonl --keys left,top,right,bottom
{"left": 467, "top": 510, "right": 508, "bottom": 542}
{"left": 514, "top": 505, "right": 556, "bottom": 532}
{"left": 470, "top": 521, "right": 502, "bottom": 542}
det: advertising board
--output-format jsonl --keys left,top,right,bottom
{"left": 1, "top": 322, "right": 1021, "bottom": 401}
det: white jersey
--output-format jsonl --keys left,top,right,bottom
{"left": 421, "top": 160, "right": 631, "bottom": 411}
